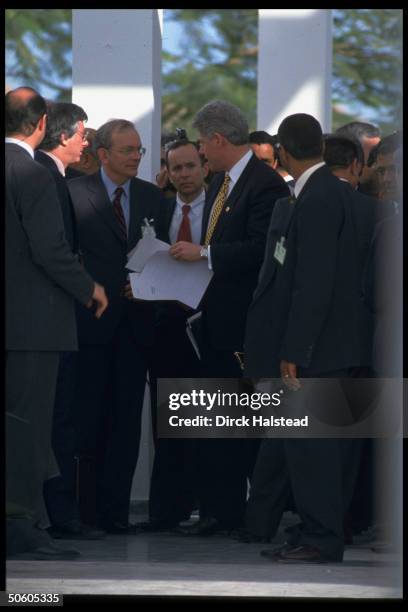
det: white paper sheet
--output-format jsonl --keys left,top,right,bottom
{"left": 126, "top": 236, "right": 170, "bottom": 273}
{"left": 129, "top": 251, "right": 213, "bottom": 309}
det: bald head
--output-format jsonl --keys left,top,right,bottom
{"left": 5, "top": 86, "right": 47, "bottom": 138}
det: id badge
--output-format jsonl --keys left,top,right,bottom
{"left": 274, "top": 236, "right": 287, "bottom": 265}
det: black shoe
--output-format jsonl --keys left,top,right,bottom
{"left": 260, "top": 542, "right": 294, "bottom": 560}
{"left": 48, "top": 520, "right": 106, "bottom": 540}
{"left": 262, "top": 544, "right": 339, "bottom": 564}
{"left": 130, "top": 519, "right": 180, "bottom": 533}
{"left": 175, "top": 517, "right": 228, "bottom": 537}
{"left": 99, "top": 520, "right": 130, "bottom": 534}
{"left": 8, "top": 542, "right": 80, "bottom": 561}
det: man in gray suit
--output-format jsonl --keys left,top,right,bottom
{"left": 5, "top": 87, "right": 108, "bottom": 559}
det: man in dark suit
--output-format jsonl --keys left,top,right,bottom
{"left": 138, "top": 138, "right": 207, "bottom": 532}
{"left": 244, "top": 113, "right": 373, "bottom": 563}
{"left": 68, "top": 119, "right": 168, "bottom": 533}
{"left": 170, "top": 100, "right": 290, "bottom": 535}
{"left": 35, "top": 102, "right": 105, "bottom": 541}
{"left": 5, "top": 87, "right": 108, "bottom": 559}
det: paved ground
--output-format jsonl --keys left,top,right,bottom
{"left": 6, "top": 512, "right": 402, "bottom": 600}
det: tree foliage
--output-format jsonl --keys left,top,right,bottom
{"left": 163, "top": 8, "right": 402, "bottom": 135}
{"left": 5, "top": 9, "right": 72, "bottom": 101}
{"left": 5, "top": 9, "right": 402, "bottom": 133}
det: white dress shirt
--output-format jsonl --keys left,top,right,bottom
{"left": 39, "top": 150, "right": 66, "bottom": 176}
{"left": 5, "top": 137, "right": 34, "bottom": 159}
{"left": 294, "top": 161, "right": 326, "bottom": 198}
{"left": 169, "top": 189, "right": 206, "bottom": 245}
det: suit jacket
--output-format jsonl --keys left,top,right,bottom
{"left": 199, "top": 154, "right": 290, "bottom": 351}
{"left": 244, "top": 165, "right": 374, "bottom": 378}
{"left": 34, "top": 150, "right": 79, "bottom": 253}
{"left": 68, "top": 170, "right": 168, "bottom": 345}
{"left": 6, "top": 142, "right": 94, "bottom": 351}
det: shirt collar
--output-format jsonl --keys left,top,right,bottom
{"left": 227, "top": 149, "right": 253, "bottom": 185}
{"left": 39, "top": 150, "right": 66, "bottom": 176}
{"left": 100, "top": 167, "right": 131, "bottom": 200}
{"left": 176, "top": 188, "right": 206, "bottom": 212}
{"left": 5, "top": 137, "right": 34, "bottom": 159}
{"left": 294, "top": 161, "right": 326, "bottom": 198}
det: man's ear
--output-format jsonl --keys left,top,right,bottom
{"left": 350, "top": 158, "right": 362, "bottom": 178}
{"left": 37, "top": 113, "right": 47, "bottom": 133}
{"left": 202, "top": 160, "right": 210, "bottom": 179}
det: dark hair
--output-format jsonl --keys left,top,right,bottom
{"left": 323, "top": 135, "right": 365, "bottom": 168}
{"left": 367, "top": 132, "right": 401, "bottom": 167}
{"left": 40, "top": 102, "right": 88, "bottom": 151}
{"left": 249, "top": 130, "right": 274, "bottom": 146}
{"left": 5, "top": 87, "right": 47, "bottom": 136}
{"left": 278, "top": 113, "right": 323, "bottom": 160}
{"left": 161, "top": 132, "right": 178, "bottom": 147}
{"left": 165, "top": 139, "right": 205, "bottom": 167}
{"left": 336, "top": 121, "right": 380, "bottom": 144}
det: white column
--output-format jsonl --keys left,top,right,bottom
{"left": 72, "top": 9, "right": 163, "bottom": 183}
{"left": 72, "top": 9, "right": 161, "bottom": 506}
{"left": 257, "top": 9, "right": 332, "bottom": 134}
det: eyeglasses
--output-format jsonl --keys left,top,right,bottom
{"left": 108, "top": 146, "right": 147, "bottom": 157}
{"left": 74, "top": 129, "right": 89, "bottom": 143}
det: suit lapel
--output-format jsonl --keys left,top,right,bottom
{"left": 211, "top": 154, "right": 257, "bottom": 243}
{"left": 87, "top": 172, "right": 127, "bottom": 245}
{"left": 200, "top": 174, "right": 223, "bottom": 243}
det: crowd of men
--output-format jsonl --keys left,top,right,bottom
{"left": 6, "top": 86, "right": 402, "bottom": 562}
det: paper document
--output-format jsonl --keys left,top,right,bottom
{"left": 126, "top": 236, "right": 170, "bottom": 273}
{"left": 129, "top": 252, "right": 213, "bottom": 309}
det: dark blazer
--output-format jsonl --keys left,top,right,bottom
{"left": 244, "top": 165, "right": 374, "bottom": 378}
{"left": 35, "top": 150, "right": 79, "bottom": 253}
{"left": 6, "top": 142, "right": 94, "bottom": 351}
{"left": 200, "top": 154, "right": 290, "bottom": 351}
{"left": 68, "top": 170, "right": 168, "bottom": 345}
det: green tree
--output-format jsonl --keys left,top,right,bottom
{"left": 163, "top": 9, "right": 402, "bottom": 135}
{"left": 332, "top": 8, "right": 402, "bottom": 132}
{"left": 5, "top": 9, "right": 72, "bottom": 101}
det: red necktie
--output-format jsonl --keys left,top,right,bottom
{"left": 176, "top": 204, "right": 192, "bottom": 242}
{"left": 112, "top": 186, "right": 127, "bottom": 240}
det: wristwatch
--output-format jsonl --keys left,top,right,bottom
{"left": 200, "top": 246, "right": 209, "bottom": 259}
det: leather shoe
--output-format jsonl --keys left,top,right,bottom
{"left": 263, "top": 544, "right": 335, "bottom": 564}
{"left": 260, "top": 542, "right": 294, "bottom": 560}
{"left": 48, "top": 520, "right": 106, "bottom": 540}
{"left": 8, "top": 542, "right": 80, "bottom": 561}
{"left": 130, "top": 519, "right": 180, "bottom": 533}
{"left": 176, "top": 517, "right": 228, "bottom": 536}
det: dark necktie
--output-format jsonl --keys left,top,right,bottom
{"left": 176, "top": 204, "right": 192, "bottom": 242}
{"left": 112, "top": 186, "right": 127, "bottom": 240}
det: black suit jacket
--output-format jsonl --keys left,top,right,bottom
{"left": 68, "top": 170, "right": 168, "bottom": 345}
{"left": 244, "top": 165, "right": 374, "bottom": 377}
{"left": 35, "top": 150, "right": 79, "bottom": 253}
{"left": 6, "top": 142, "right": 94, "bottom": 351}
{"left": 199, "top": 154, "right": 290, "bottom": 351}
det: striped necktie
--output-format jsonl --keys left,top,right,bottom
{"left": 204, "top": 173, "right": 231, "bottom": 245}
{"left": 112, "top": 186, "right": 127, "bottom": 240}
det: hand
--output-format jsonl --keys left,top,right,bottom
{"left": 169, "top": 242, "right": 202, "bottom": 262}
{"left": 156, "top": 166, "right": 170, "bottom": 190}
{"left": 280, "top": 360, "right": 301, "bottom": 391}
{"left": 90, "top": 282, "right": 108, "bottom": 319}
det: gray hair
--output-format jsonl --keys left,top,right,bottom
{"left": 94, "top": 119, "right": 136, "bottom": 150}
{"left": 192, "top": 100, "right": 249, "bottom": 145}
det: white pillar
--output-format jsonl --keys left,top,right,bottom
{"left": 72, "top": 9, "right": 163, "bottom": 183}
{"left": 72, "top": 9, "right": 161, "bottom": 505}
{"left": 257, "top": 9, "right": 332, "bottom": 134}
